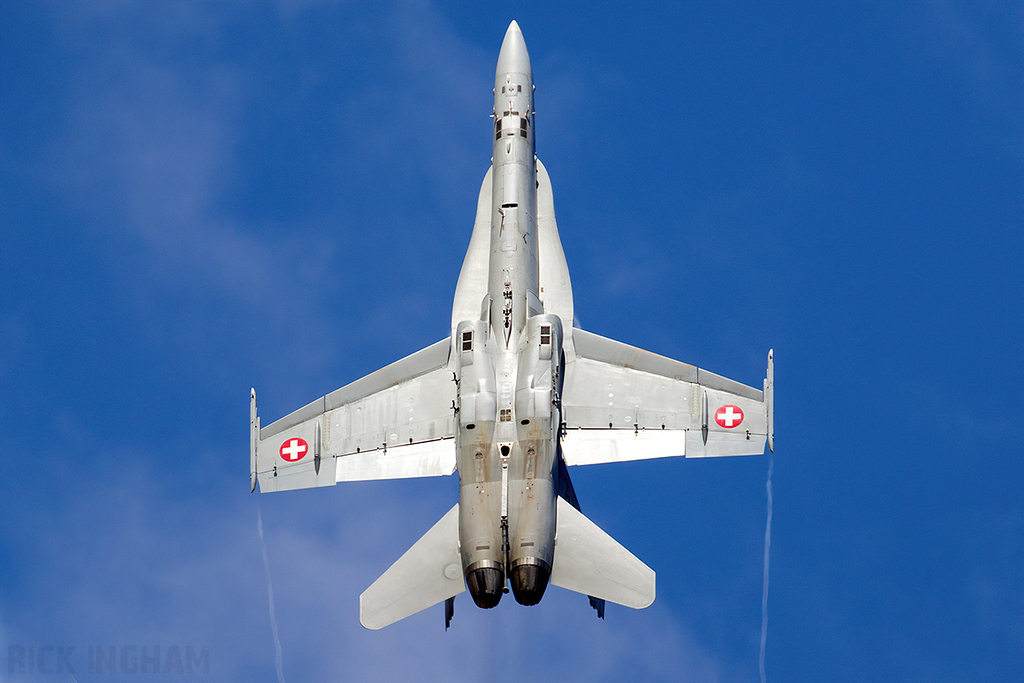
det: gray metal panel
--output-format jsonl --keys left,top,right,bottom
{"left": 570, "top": 329, "right": 699, "bottom": 383}
{"left": 562, "top": 329, "right": 768, "bottom": 461}
{"left": 258, "top": 455, "right": 337, "bottom": 493}
{"left": 765, "top": 349, "right": 774, "bottom": 452}
{"left": 325, "top": 338, "right": 451, "bottom": 409}
{"left": 697, "top": 367, "right": 763, "bottom": 402}
{"left": 562, "top": 356, "right": 694, "bottom": 431}
{"left": 255, "top": 339, "right": 458, "bottom": 492}
{"left": 324, "top": 363, "right": 457, "bottom": 459}
{"left": 563, "top": 329, "right": 699, "bottom": 434}
{"left": 561, "top": 429, "right": 686, "bottom": 466}
{"left": 536, "top": 158, "right": 574, "bottom": 329}
{"left": 260, "top": 396, "right": 325, "bottom": 441}
{"left": 336, "top": 438, "right": 456, "bottom": 482}
{"left": 685, "top": 428, "right": 766, "bottom": 458}
{"left": 260, "top": 338, "right": 451, "bottom": 440}
{"left": 450, "top": 167, "right": 493, "bottom": 336}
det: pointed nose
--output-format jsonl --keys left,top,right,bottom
{"left": 496, "top": 20, "right": 531, "bottom": 77}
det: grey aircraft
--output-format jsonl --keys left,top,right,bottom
{"left": 250, "top": 21, "right": 774, "bottom": 630}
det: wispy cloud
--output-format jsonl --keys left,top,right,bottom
{"left": 2, "top": 425, "right": 742, "bottom": 681}
{"left": 14, "top": 2, "right": 495, "bottom": 400}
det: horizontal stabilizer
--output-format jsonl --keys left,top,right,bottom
{"left": 549, "top": 497, "right": 655, "bottom": 609}
{"left": 359, "top": 503, "right": 465, "bottom": 630}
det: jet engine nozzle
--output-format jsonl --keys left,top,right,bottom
{"left": 510, "top": 559, "right": 551, "bottom": 606}
{"left": 466, "top": 565, "right": 505, "bottom": 609}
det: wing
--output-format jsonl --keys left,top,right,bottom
{"left": 251, "top": 339, "right": 458, "bottom": 493}
{"left": 560, "top": 329, "right": 773, "bottom": 465}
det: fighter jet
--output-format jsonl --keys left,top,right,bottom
{"left": 250, "top": 21, "right": 774, "bottom": 630}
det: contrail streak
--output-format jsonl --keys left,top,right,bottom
{"left": 759, "top": 455, "right": 773, "bottom": 683}
{"left": 258, "top": 506, "right": 287, "bottom": 683}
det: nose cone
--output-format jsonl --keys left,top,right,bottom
{"left": 496, "top": 20, "right": 532, "bottom": 77}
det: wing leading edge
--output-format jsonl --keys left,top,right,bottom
{"left": 251, "top": 339, "right": 458, "bottom": 493}
{"left": 561, "top": 329, "right": 773, "bottom": 465}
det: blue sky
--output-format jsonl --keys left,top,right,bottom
{"left": 1, "top": 2, "right": 1021, "bottom": 681}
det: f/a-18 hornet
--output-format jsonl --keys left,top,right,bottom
{"left": 250, "top": 21, "right": 774, "bottom": 630}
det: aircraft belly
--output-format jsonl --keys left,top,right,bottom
{"left": 254, "top": 21, "right": 772, "bottom": 628}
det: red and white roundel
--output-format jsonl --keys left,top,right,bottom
{"left": 714, "top": 405, "right": 744, "bottom": 429}
{"left": 279, "top": 437, "right": 309, "bottom": 462}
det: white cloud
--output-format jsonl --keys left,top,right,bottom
{"left": 23, "top": 3, "right": 509, "bottom": 384}
{"left": 2, "top": 432, "right": 749, "bottom": 682}
{"left": 3, "top": 7, "right": 768, "bottom": 680}
{"left": 917, "top": 1, "right": 1014, "bottom": 102}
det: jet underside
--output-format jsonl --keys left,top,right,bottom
{"left": 250, "top": 21, "right": 774, "bottom": 630}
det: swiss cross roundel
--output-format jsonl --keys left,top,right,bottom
{"left": 714, "top": 405, "right": 744, "bottom": 429}
{"left": 279, "top": 437, "right": 309, "bottom": 462}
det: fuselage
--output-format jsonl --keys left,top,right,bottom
{"left": 454, "top": 21, "right": 561, "bottom": 609}
{"left": 254, "top": 18, "right": 770, "bottom": 630}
